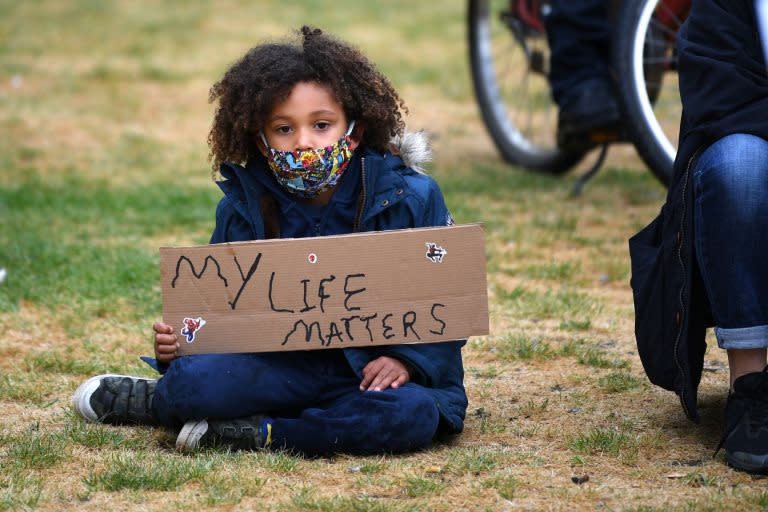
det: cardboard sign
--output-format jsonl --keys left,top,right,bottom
{"left": 160, "top": 224, "right": 488, "bottom": 355}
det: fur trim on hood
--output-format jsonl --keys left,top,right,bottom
{"left": 388, "top": 131, "right": 432, "bottom": 173}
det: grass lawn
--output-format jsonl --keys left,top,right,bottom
{"left": 1, "top": 1, "right": 765, "bottom": 511}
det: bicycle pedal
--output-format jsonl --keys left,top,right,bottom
{"left": 588, "top": 130, "right": 623, "bottom": 144}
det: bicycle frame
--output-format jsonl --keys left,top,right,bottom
{"left": 514, "top": 0, "right": 545, "bottom": 33}
{"left": 511, "top": 0, "right": 690, "bottom": 38}
{"left": 655, "top": 0, "right": 690, "bottom": 32}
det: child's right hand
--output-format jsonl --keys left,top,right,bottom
{"left": 153, "top": 322, "right": 179, "bottom": 363}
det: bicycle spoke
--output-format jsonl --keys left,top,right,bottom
{"left": 643, "top": 56, "right": 673, "bottom": 65}
{"left": 522, "top": 71, "right": 534, "bottom": 141}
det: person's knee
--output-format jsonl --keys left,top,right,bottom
{"left": 154, "top": 357, "right": 219, "bottom": 415}
{"left": 392, "top": 387, "right": 440, "bottom": 446}
{"left": 697, "top": 134, "right": 768, "bottom": 210}
{"left": 703, "top": 135, "right": 768, "bottom": 182}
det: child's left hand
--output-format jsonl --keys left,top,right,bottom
{"left": 359, "top": 356, "right": 412, "bottom": 391}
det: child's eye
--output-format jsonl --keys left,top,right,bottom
{"left": 315, "top": 121, "right": 331, "bottom": 130}
{"left": 276, "top": 126, "right": 293, "bottom": 134}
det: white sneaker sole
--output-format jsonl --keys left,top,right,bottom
{"left": 72, "top": 373, "right": 143, "bottom": 423}
{"left": 176, "top": 419, "right": 209, "bottom": 452}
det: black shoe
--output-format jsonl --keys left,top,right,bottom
{"left": 557, "top": 78, "right": 622, "bottom": 152}
{"left": 72, "top": 374, "right": 157, "bottom": 425}
{"left": 175, "top": 416, "right": 271, "bottom": 452}
{"left": 717, "top": 368, "right": 768, "bottom": 474}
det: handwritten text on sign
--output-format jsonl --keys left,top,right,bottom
{"left": 160, "top": 225, "right": 488, "bottom": 354}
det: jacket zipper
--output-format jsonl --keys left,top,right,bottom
{"left": 353, "top": 157, "right": 367, "bottom": 232}
{"left": 674, "top": 150, "right": 700, "bottom": 420}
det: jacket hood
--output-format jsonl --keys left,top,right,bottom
{"left": 388, "top": 131, "right": 432, "bottom": 173}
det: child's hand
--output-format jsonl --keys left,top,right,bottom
{"left": 153, "top": 322, "right": 179, "bottom": 364}
{"left": 359, "top": 356, "right": 412, "bottom": 391}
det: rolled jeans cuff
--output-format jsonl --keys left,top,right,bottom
{"left": 715, "top": 325, "right": 768, "bottom": 350}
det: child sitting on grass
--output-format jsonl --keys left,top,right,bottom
{"left": 73, "top": 26, "right": 467, "bottom": 456}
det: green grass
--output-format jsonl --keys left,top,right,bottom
{"left": 559, "top": 318, "right": 592, "bottom": 331}
{"left": 201, "top": 471, "right": 265, "bottom": 506}
{"left": 288, "top": 488, "right": 422, "bottom": 512}
{"left": 24, "top": 350, "right": 103, "bottom": 376}
{"left": 1, "top": 428, "right": 68, "bottom": 470}
{"left": 483, "top": 475, "right": 519, "bottom": 500}
{"left": 249, "top": 450, "right": 302, "bottom": 473}
{"left": 597, "top": 372, "right": 643, "bottom": 393}
{"left": 65, "top": 420, "right": 133, "bottom": 449}
{"left": 568, "top": 428, "right": 635, "bottom": 457}
{"left": 0, "top": 471, "right": 44, "bottom": 511}
{"left": 402, "top": 475, "right": 446, "bottom": 498}
{"left": 519, "top": 260, "right": 580, "bottom": 281}
{"left": 680, "top": 472, "right": 721, "bottom": 488}
{"left": 0, "top": 373, "right": 60, "bottom": 405}
{"left": 519, "top": 398, "right": 550, "bottom": 416}
{"left": 496, "top": 285, "right": 601, "bottom": 322}
{"left": 445, "top": 447, "right": 503, "bottom": 476}
{"left": 83, "top": 452, "right": 214, "bottom": 492}
{"left": 0, "top": 173, "right": 217, "bottom": 325}
{"left": 471, "top": 332, "right": 555, "bottom": 361}
{"left": 576, "top": 347, "right": 630, "bottom": 369}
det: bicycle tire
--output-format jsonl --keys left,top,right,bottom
{"left": 613, "top": 0, "right": 685, "bottom": 186}
{"left": 467, "top": 0, "right": 585, "bottom": 174}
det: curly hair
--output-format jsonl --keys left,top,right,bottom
{"left": 207, "top": 26, "right": 408, "bottom": 173}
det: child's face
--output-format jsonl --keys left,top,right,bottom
{"left": 262, "top": 81, "right": 359, "bottom": 152}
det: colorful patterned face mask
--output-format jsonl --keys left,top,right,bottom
{"left": 261, "top": 121, "right": 355, "bottom": 198}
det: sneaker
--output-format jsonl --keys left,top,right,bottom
{"left": 175, "top": 415, "right": 271, "bottom": 452}
{"left": 72, "top": 374, "right": 157, "bottom": 425}
{"left": 717, "top": 368, "right": 768, "bottom": 473}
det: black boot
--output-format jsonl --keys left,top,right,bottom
{"left": 717, "top": 368, "right": 768, "bottom": 474}
{"left": 556, "top": 78, "right": 621, "bottom": 152}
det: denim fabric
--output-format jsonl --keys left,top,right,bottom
{"left": 693, "top": 134, "right": 768, "bottom": 349}
{"left": 273, "top": 384, "right": 439, "bottom": 456}
{"left": 545, "top": 0, "right": 612, "bottom": 105}
{"left": 151, "top": 349, "right": 440, "bottom": 456}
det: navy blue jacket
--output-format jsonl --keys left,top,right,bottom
{"left": 209, "top": 145, "right": 467, "bottom": 434}
{"left": 629, "top": 0, "right": 768, "bottom": 421}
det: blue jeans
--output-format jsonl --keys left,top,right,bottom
{"left": 545, "top": 0, "right": 612, "bottom": 105}
{"left": 693, "top": 134, "right": 768, "bottom": 350}
{"left": 151, "top": 349, "right": 440, "bottom": 456}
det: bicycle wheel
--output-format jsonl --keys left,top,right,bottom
{"left": 614, "top": 0, "right": 687, "bottom": 186}
{"left": 468, "top": 0, "right": 585, "bottom": 174}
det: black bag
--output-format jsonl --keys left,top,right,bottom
{"left": 628, "top": 212, "right": 680, "bottom": 394}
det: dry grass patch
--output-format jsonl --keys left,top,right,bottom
{"left": 2, "top": 1, "right": 766, "bottom": 510}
